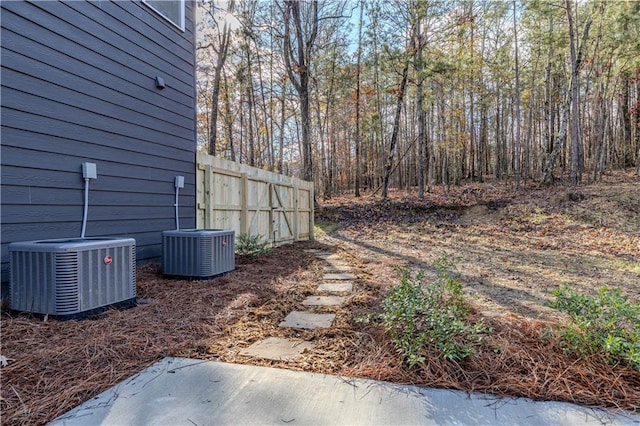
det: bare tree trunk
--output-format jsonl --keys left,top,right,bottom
{"left": 543, "top": 1, "right": 591, "bottom": 185}
{"left": 543, "top": 90, "right": 570, "bottom": 185}
{"left": 477, "top": 2, "right": 488, "bottom": 182}
{"left": 382, "top": 60, "right": 409, "bottom": 200}
{"left": 222, "top": 72, "right": 235, "bottom": 161}
{"left": 313, "top": 47, "right": 337, "bottom": 198}
{"left": 468, "top": 4, "right": 476, "bottom": 182}
{"left": 315, "top": 92, "right": 328, "bottom": 197}
{"left": 279, "top": 80, "right": 286, "bottom": 173}
{"left": 428, "top": 93, "right": 436, "bottom": 191}
{"left": 203, "top": 2, "right": 235, "bottom": 156}
{"left": 479, "top": 99, "right": 487, "bottom": 180}
{"left": 413, "top": 14, "right": 426, "bottom": 198}
{"left": 252, "top": 37, "right": 273, "bottom": 170}
{"left": 282, "top": 0, "right": 318, "bottom": 182}
{"left": 635, "top": 74, "right": 640, "bottom": 175}
{"left": 513, "top": 0, "right": 522, "bottom": 188}
{"left": 543, "top": 15, "right": 554, "bottom": 174}
{"left": 593, "top": 80, "right": 608, "bottom": 182}
{"left": 568, "top": 0, "right": 592, "bottom": 184}
{"left": 622, "top": 75, "right": 633, "bottom": 168}
{"left": 208, "top": 54, "right": 224, "bottom": 156}
{"left": 243, "top": 43, "right": 256, "bottom": 167}
{"left": 496, "top": 88, "right": 503, "bottom": 180}
{"left": 246, "top": 80, "right": 256, "bottom": 166}
{"left": 524, "top": 47, "right": 540, "bottom": 181}
{"left": 354, "top": 1, "right": 364, "bottom": 197}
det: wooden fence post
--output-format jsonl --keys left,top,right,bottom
{"left": 309, "top": 185, "right": 315, "bottom": 240}
{"left": 240, "top": 172, "right": 248, "bottom": 236}
{"left": 204, "top": 165, "right": 212, "bottom": 228}
{"left": 293, "top": 185, "right": 300, "bottom": 241}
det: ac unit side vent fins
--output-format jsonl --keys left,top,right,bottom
{"left": 8, "top": 238, "right": 136, "bottom": 318}
{"left": 162, "top": 229, "right": 235, "bottom": 278}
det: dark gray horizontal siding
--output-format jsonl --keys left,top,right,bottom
{"left": 2, "top": 204, "right": 190, "bottom": 224}
{"left": 1, "top": 127, "right": 194, "bottom": 172}
{"left": 69, "top": 1, "right": 194, "bottom": 66}
{"left": 2, "top": 163, "right": 194, "bottom": 195}
{"left": 3, "top": 1, "right": 194, "bottom": 98}
{"left": 0, "top": 0, "right": 197, "bottom": 282}
{"left": 1, "top": 219, "right": 191, "bottom": 248}
{"left": 1, "top": 113, "right": 194, "bottom": 162}
{"left": 1, "top": 43, "right": 193, "bottom": 130}
{"left": 2, "top": 73, "right": 191, "bottom": 142}
{"left": 1, "top": 15, "right": 193, "bottom": 113}
{"left": 2, "top": 184, "right": 193, "bottom": 208}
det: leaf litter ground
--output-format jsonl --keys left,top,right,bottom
{"left": 2, "top": 172, "right": 639, "bottom": 425}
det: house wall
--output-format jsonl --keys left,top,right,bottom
{"left": 0, "top": 0, "right": 197, "bottom": 282}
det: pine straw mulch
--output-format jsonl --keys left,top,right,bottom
{"left": 2, "top": 215, "right": 640, "bottom": 423}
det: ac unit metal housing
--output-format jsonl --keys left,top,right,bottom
{"left": 162, "top": 229, "right": 235, "bottom": 278}
{"left": 9, "top": 237, "right": 136, "bottom": 318}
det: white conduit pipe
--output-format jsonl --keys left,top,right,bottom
{"left": 174, "top": 185, "right": 180, "bottom": 230}
{"left": 80, "top": 178, "right": 90, "bottom": 238}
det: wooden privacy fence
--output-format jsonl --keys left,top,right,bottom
{"left": 196, "top": 153, "right": 314, "bottom": 246}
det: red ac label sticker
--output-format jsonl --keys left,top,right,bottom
{"left": 104, "top": 255, "right": 113, "bottom": 265}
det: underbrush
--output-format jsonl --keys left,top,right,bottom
{"left": 372, "top": 256, "right": 491, "bottom": 367}
{"left": 549, "top": 286, "right": 640, "bottom": 371}
{"left": 368, "top": 255, "right": 640, "bottom": 379}
{"left": 235, "top": 233, "right": 271, "bottom": 258}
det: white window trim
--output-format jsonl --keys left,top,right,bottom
{"left": 143, "top": 0, "right": 185, "bottom": 32}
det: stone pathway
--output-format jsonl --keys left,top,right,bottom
{"left": 240, "top": 249, "right": 354, "bottom": 361}
{"left": 239, "top": 337, "right": 314, "bottom": 361}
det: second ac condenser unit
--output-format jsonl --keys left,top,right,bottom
{"left": 9, "top": 237, "right": 136, "bottom": 318}
{"left": 162, "top": 229, "right": 235, "bottom": 278}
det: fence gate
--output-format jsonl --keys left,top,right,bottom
{"left": 196, "top": 153, "right": 314, "bottom": 246}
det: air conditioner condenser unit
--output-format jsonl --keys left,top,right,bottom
{"left": 162, "top": 229, "right": 235, "bottom": 278}
{"left": 9, "top": 237, "right": 136, "bottom": 318}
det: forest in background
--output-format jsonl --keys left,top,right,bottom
{"left": 195, "top": 0, "right": 640, "bottom": 198}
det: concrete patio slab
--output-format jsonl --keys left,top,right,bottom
{"left": 279, "top": 311, "right": 335, "bottom": 329}
{"left": 50, "top": 357, "right": 639, "bottom": 426}
{"left": 324, "top": 273, "right": 356, "bottom": 280}
{"left": 317, "top": 282, "right": 353, "bottom": 292}
{"left": 239, "top": 337, "right": 314, "bottom": 361}
{"left": 301, "top": 295, "right": 346, "bottom": 307}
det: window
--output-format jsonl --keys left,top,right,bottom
{"left": 143, "top": 0, "right": 185, "bottom": 32}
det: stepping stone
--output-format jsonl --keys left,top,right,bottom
{"left": 312, "top": 252, "right": 332, "bottom": 257}
{"left": 239, "top": 337, "right": 314, "bottom": 361}
{"left": 324, "top": 259, "right": 349, "bottom": 266}
{"left": 323, "top": 265, "right": 351, "bottom": 272}
{"left": 279, "top": 311, "right": 336, "bottom": 329}
{"left": 315, "top": 253, "right": 342, "bottom": 260}
{"left": 304, "top": 249, "right": 324, "bottom": 253}
{"left": 317, "top": 282, "right": 353, "bottom": 292}
{"left": 324, "top": 273, "right": 356, "bottom": 280}
{"left": 301, "top": 295, "right": 346, "bottom": 307}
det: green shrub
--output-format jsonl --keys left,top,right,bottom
{"left": 235, "top": 234, "right": 271, "bottom": 258}
{"left": 380, "top": 257, "right": 490, "bottom": 368}
{"left": 549, "top": 286, "right": 640, "bottom": 371}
